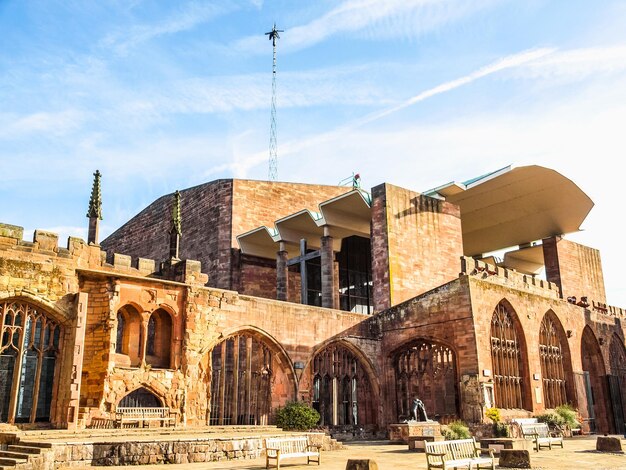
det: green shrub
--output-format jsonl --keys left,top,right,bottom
{"left": 443, "top": 420, "right": 472, "bottom": 440}
{"left": 536, "top": 411, "right": 565, "bottom": 428}
{"left": 485, "top": 407, "right": 508, "bottom": 437}
{"left": 274, "top": 402, "right": 320, "bottom": 431}
{"left": 555, "top": 405, "right": 581, "bottom": 429}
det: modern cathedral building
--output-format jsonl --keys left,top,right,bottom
{"left": 0, "top": 165, "right": 624, "bottom": 437}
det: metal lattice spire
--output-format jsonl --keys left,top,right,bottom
{"left": 86, "top": 170, "right": 102, "bottom": 220}
{"left": 266, "top": 23, "right": 283, "bottom": 181}
{"left": 171, "top": 190, "right": 182, "bottom": 236}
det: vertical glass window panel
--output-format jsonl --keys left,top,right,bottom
{"left": 337, "top": 236, "right": 373, "bottom": 315}
{"left": 0, "top": 352, "right": 16, "bottom": 423}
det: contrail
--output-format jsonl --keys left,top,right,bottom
{"left": 227, "top": 47, "right": 557, "bottom": 177}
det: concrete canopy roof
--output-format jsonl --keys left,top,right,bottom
{"left": 442, "top": 165, "right": 594, "bottom": 256}
{"left": 236, "top": 189, "right": 371, "bottom": 259}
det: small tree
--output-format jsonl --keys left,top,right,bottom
{"left": 275, "top": 402, "right": 320, "bottom": 431}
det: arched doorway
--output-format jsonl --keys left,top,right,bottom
{"left": 608, "top": 335, "right": 626, "bottom": 434}
{"left": 581, "top": 326, "right": 609, "bottom": 433}
{"left": 312, "top": 342, "right": 376, "bottom": 427}
{"left": 490, "top": 301, "right": 530, "bottom": 410}
{"left": 393, "top": 339, "right": 458, "bottom": 422}
{"left": 208, "top": 332, "right": 274, "bottom": 425}
{"left": 0, "top": 300, "right": 62, "bottom": 423}
{"left": 539, "top": 312, "right": 572, "bottom": 408}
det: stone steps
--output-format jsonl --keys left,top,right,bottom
{"left": 5, "top": 446, "right": 42, "bottom": 455}
{"left": 0, "top": 451, "right": 30, "bottom": 461}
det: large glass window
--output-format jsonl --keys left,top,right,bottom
{"left": 337, "top": 236, "right": 373, "bottom": 314}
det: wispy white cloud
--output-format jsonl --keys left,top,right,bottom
{"left": 101, "top": 2, "right": 232, "bottom": 55}
{"left": 232, "top": 0, "right": 502, "bottom": 54}
{"left": 0, "top": 110, "right": 85, "bottom": 138}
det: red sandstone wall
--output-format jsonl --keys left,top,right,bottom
{"left": 230, "top": 180, "right": 348, "bottom": 248}
{"left": 101, "top": 180, "right": 234, "bottom": 289}
{"left": 543, "top": 236, "right": 607, "bottom": 304}
{"left": 370, "top": 183, "right": 464, "bottom": 310}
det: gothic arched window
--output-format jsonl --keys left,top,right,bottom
{"left": 491, "top": 302, "right": 526, "bottom": 409}
{"left": 539, "top": 313, "right": 568, "bottom": 408}
{"left": 115, "top": 312, "right": 125, "bottom": 354}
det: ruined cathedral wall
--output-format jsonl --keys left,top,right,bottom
{"left": 376, "top": 277, "right": 479, "bottom": 424}
{"left": 180, "top": 286, "right": 371, "bottom": 426}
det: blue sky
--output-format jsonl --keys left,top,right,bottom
{"left": 1, "top": 0, "right": 626, "bottom": 305}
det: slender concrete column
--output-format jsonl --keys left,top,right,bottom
{"left": 321, "top": 227, "right": 337, "bottom": 309}
{"left": 276, "top": 241, "right": 289, "bottom": 301}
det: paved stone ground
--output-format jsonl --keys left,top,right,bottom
{"left": 60, "top": 436, "right": 626, "bottom": 470}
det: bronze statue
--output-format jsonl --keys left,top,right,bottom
{"left": 410, "top": 397, "right": 428, "bottom": 422}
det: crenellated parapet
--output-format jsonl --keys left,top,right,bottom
{"left": 0, "top": 222, "right": 208, "bottom": 287}
{"left": 460, "top": 256, "right": 561, "bottom": 298}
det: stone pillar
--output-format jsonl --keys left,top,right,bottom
{"left": 67, "top": 292, "right": 88, "bottom": 429}
{"left": 276, "top": 242, "right": 289, "bottom": 301}
{"left": 87, "top": 217, "right": 99, "bottom": 245}
{"left": 321, "top": 227, "right": 337, "bottom": 309}
{"left": 140, "top": 315, "right": 149, "bottom": 366}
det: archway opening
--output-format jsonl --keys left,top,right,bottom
{"left": 581, "top": 327, "right": 609, "bottom": 433}
{"left": 393, "top": 339, "right": 458, "bottom": 422}
{"left": 145, "top": 309, "right": 172, "bottom": 368}
{"left": 608, "top": 335, "right": 626, "bottom": 434}
{"left": 119, "top": 387, "right": 163, "bottom": 407}
{"left": 209, "top": 332, "right": 274, "bottom": 425}
{"left": 312, "top": 343, "right": 376, "bottom": 427}
{"left": 0, "top": 300, "right": 62, "bottom": 423}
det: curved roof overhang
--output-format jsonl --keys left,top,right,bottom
{"left": 442, "top": 165, "right": 594, "bottom": 256}
{"left": 237, "top": 189, "right": 371, "bottom": 259}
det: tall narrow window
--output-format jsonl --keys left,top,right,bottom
{"left": 146, "top": 315, "right": 156, "bottom": 356}
{"left": 209, "top": 333, "right": 273, "bottom": 426}
{"left": 491, "top": 302, "right": 526, "bottom": 409}
{"left": 312, "top": 343, "right": 374, "bottom": 427}
{"left": 394, "top": 340, "right": 457, "bottom": 421}
{"left": 609, "top": 336, "right": 626, "bottom": 434}
{"left": 539, "top": 313, "right": 568, "bottom": 408}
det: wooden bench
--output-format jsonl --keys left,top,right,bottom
{"left": 425, "top": 438, "right": 495, "bottom": 470}
{"left": 519, "top": 422, "right": 563, "bottom": 452}
{"left": 115, "top": 407, "right": 175, "bottom": 428}
{"left": 264, "top": 436, "right": 321, "bottom": 469}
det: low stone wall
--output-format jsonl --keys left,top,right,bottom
{"left": 28, "top": 432, "right": 331, "bottom": 468}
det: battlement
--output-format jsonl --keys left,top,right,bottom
{"left": 591, "top": 300, "right": 625, "bottom": 317}
{"left": 0, "top": 222, "right": 208, "bottom": 286}
{"left": 460, "top": 256, "right": 561, "bottom": 298}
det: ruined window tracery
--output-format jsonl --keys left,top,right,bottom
{"left": 0, "top": 300, "right": 61, "bottom": 423}
{"left": 209, "top": 333, "right": 272, "bottom": 425}
{"left": 539, "top": 313, "right": 568, "bottom": 408}
{"left": 394, "top": 340, "right": 457, "bottom": 421}
{"left": 490, "top": 302, "right": 526, "bottom": 409}
{"left": 312, "top": 344, "right": 374, "bottom": 426}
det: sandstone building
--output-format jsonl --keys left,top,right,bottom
{"left": 0, "top": 165, "right": 624, "bottom": 437}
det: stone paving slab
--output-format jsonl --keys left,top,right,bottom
{"left": 59, "top": 436, "right": 626, "bottom": 470}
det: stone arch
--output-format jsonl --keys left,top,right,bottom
{"left": 490, "top": 299, "right": 531, "bottom": 410}
{"left": 145, "top": 308, "right": 172, "bottom": 369}
{"left": 206, "top": 327, "right": 293, "bottom": 426}
{"left": 581, "top": 326, "right": 610, "bottom": 433}
{"left": 391, "top": 337, "right": 459, "bottom": 422}
{"left": 539, "top": 310, "right": 573, "bottom": 408}
{"left": 117, "top": 386, "right": 165, "bottom": 408}
{"left": 608, "top": 334, "right": 626, "bottom": 434}
{"left": 308, "top": 339, "right": 379, "bottom": 428}
{"left": 0, "top": 298, "right": 63, "bottom": 424}
{"left": 0, "top": 292, "right": 72, "bottom": 328}
{"left": 115, "top": 304, "right": 142, "bottom": 367}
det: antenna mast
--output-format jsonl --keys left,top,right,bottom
{"left": 266, "top": 23, "right": 283, "bottom": 181}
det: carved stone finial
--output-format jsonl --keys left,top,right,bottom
{"left": 86, "top": 170, "right": 103, "bottom": 220}
{"left": 172, "top": 190, "right": 182, "bottom": 236}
